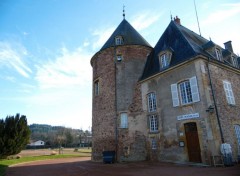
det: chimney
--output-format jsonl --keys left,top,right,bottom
{"left": 174, "top": 16, "right": 181, "bottom": 25}
{"left": 224, "top": 41, "right": 233, "bottom": 52}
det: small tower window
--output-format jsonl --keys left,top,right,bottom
{"left": 115, "top": 36, "right": 123, "bottom": 45}
{"left": 116, "top": 55, "right": 122, "bottom": 62}
{"left": 94, "top": 80, "right": 99, "bottom": 96}
{"left": 120, "top": 113, "right": 128, "bottom": 128}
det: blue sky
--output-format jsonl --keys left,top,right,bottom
{"left": 0, "top": 0, "right": 239, "bottom": 130}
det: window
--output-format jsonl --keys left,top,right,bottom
{"left": 151, "top": 139, "right": 157, "bottom": 150}
{"left": 115, "top": 36, "right": 123, "bottom": 45}
{"left": 215, "top": 48, "right": 222, "bottom": 61}
{"left": 147, "top": 92, "right": 157, "bottom": 112}
{"left": 171, "top": 76, "right": 200, "bottom": 107}
{"left": 179, "top": 80, "right": 192, "bottom": 104}
{"left": 232, "top": 56, "right": 238, "bottom": 67}
{"left": 94, "top": 80, "right": 99, "bottom": 96}
{"left": 159, "top": 53, "right": 171, "bottom": 69}
{"left": 120, "top": 113, "right": 128, "bottom": 128}
{"left": 234, "top": 125, "right": 240, "bottom": 145}
{"left": 223, "top": 81, "right": 235, "bottom": 105}
{"left": 149, "top": 115, "right": 158, "bottom": 132}
{"left": 116, "top": 55, "right": 122, "bottom": 62}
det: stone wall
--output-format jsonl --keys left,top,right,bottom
{"left": 91, "top": 45, "right": 152, "bottom": 161}
{"left": 207, "top": 61, "right": 240, "bottom": 159}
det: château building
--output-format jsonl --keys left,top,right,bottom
{"left": 90, "top": 15, "right": 240, "bottom": 165}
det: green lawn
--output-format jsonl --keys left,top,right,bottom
{"left": 0, "top": 148, "right": 91, "bottom": 176}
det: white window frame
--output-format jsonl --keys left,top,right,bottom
{"left": 171, "top": 76, "right": 200, "bottom": 107}
{"left": 149, "top": 115, "right": 158, "bottom": 132}
{"left": 94, "top": 80, "right": 99, "bottom": 96}
{"left": 151, "top": 139, "right": 157, "bottom": 150}
{"left": 179, "top": 80, "right": 192, "bottom": 105}
{"left": 159, "top": 52, "right": 172, "bottom": 69}
{"left": 115, "top": 36, "right": 123, "bottom": 45}
{"left": 223, "top": 80, "right": 235, "bottom": 105}
{"left": 147, "top": 92, "right": 157, "bottom": 112}
{"left": 215, "top": 48, "right": 222, "bottom": 61}
{"left": 120, "top": 113, "right": 128, "bottom": 128}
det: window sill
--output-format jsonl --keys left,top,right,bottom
{"left": 149, "top": 131, "right": 159, "bottom": 134}
{"left": 119, "top": 127, "right": 128, "bottom": 129}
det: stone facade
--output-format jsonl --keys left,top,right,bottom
{"left": 91, "top": 18, "right": 240, "bottom": 164}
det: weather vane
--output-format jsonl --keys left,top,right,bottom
{"left": 123, "top": 5, "right": 125, "bottom": 19}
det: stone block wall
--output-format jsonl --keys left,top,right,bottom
{"left": 91, "top": 45, "right": 152, "bottom": 162}
{"left": 208, "top": 62, "right": 240, "bottom": 159}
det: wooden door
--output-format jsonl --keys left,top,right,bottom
{"left": 184, "top": 122, "right": 202, "bottom": 163}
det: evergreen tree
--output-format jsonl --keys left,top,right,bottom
{"left": 0, "top": 114, "right": 30, "bottom": 159}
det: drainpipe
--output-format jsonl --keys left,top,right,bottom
{"left": 206, "top": 57, "right": 224, "bottom": 143}
{"left": 114, "top": 45, "right": 119, "bottom": 162}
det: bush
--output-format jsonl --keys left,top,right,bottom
{"left": 0, "top": 114, "right": 30, "bottom": 159}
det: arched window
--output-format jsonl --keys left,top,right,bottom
{"left": 171, "top": 76, "right": 200, "bottom": 107}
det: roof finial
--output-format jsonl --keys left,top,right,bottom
{"left": 123, "top": 5, "right": 125, "bottom": 19}
{"left": 170, "top": 11, "right": 173, "bottom": 21}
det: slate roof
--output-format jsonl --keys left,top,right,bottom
{"left": 100, "top": 19, "right": 152, "bottom": 51}
{"left": 141, "top": 20, "right": 218, "bottom": 80}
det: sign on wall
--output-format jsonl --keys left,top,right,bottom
{"left": 177, "top": 113, "right": 199, "bottom": 121}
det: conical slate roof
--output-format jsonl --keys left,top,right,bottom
{"left": 100, "top": 19, "right": 152, "bottom": 51}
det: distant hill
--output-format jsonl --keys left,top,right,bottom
{"left": 29, "top": 124, "right": 91, "bottom": 148}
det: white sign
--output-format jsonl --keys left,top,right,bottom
{"left": 177, "top": 113, "right": 199, "bottom": 121}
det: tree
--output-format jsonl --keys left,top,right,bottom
{"left": 0, "top": 114, "right": 30, "bottom": 159}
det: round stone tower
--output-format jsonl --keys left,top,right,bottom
{"left": 90, "top": 18, "right": 152, "bottom": 161}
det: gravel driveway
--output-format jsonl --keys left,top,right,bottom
{"left": 6, "top": 157, "right": 240, "bottom": 176}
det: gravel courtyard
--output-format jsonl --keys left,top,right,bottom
{"left": 6, "top": 157, "right": 240, "bottom": 176}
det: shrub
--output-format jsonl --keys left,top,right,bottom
{"left": 0, "top": 114, "right": 30, "bottom": 159}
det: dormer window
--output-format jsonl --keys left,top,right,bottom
{"left": 159, "top": 52, "right": 172, "bottom": 69}
{"left": 215, "top": 48, "right": 222, "bottom": 61}
{"left": 115, "top": 36, "right": 123, "bottom": 45}
{"left": 231, "top": 56, "right": 238, "bottom": 68}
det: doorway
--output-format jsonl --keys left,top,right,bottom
{"left": 184, "top": 122, "right": 202, "bottom": 162}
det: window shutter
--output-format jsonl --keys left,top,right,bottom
{"left": 171, "top": 84, "right": 179, "bottom": 107}
{"left": 190, "top": 76, "right": 200, "bottom": 102}
{"left": 223, "top": 81, "right": 235, "bottom": 105}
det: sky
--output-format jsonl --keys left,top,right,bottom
{"left": 0, "top": 0, "right": 240, "bottom": 130}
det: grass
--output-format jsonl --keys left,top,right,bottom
{"left": 0, "top": 148, "right": 91, "bottom": 176}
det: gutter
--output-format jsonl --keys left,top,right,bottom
{"left": 206, "top": 57, "right": 224, "bottom": 143}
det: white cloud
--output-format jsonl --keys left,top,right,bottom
{"left": 0, "top": 41, "right": 32, "bottom": 78}
{"left": 92, "top": 26, "right": 115, "bottom": 50}
{"left": 201, "top": 3, "right": 240, "bottom": 26}
{"left": 131, "top": 11, "right": 162, "bottom": 31}
{"left": 35, "top": 47, "right": 92, "bottom": 89}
